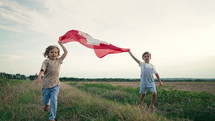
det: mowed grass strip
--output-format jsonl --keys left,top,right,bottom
{"left": 88, "top": 81, "right": 215, "bottom": 95}
{"left": 57, "top": 82, "right": 170, "bottom": 121}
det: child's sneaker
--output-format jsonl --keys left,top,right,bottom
{"left": 43, "top": 105, "right": 50, "bottom": 112}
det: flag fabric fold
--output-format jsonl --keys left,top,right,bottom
{"left": 59, "top": 30, "right": 129, "bottom": 58}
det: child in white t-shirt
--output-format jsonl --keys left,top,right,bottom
{"left": 128, "top": 50, "right": 163, "bottom": 112}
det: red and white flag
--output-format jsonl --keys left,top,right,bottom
{"left": 59, "top": 30, "right": 129, "bottom": 58}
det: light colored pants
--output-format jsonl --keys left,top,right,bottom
{"left": 42, "top": 85, "right": 60, "bottom": 120}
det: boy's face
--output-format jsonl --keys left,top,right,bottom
{"left": 48, "top": 48, "right": 59, "bottom": 60}
{"left": 142, "top": 54, "right": 151, "bottom": 63}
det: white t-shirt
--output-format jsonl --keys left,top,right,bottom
{"left": 139, "top": 62, "right": 157, "bottom": 76}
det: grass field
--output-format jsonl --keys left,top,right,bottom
{"left": 70, "top": 82, "right": 215, "bottom": 121}
{"left": 0, "top": 79, "right": 170, "bottom": 121}
{"left": 83, "top": 81, "right": 215, "bottom": 95}
{"left": 0, "top": 79, "right": 215, "bottom": 121}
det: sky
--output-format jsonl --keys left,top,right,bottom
{"left": 0, "top": 0, "right": 215, "bottom": 79}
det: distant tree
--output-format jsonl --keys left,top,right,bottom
{"left": 0, "top": 72, "right": 12, "bottom": 79}
{"left": 20, "top": 75, "right": 26, "bottom": 80}
{"left": 28, "top": 73, "right": 38, "bottom": 80}
{"left": 15, "top": 73, "right": 21, "bottom": 78}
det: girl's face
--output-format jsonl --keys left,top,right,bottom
{"left": 48, "top": 48, "right": 59, "bottom": 60}
{"left": 142, "top": 54, "right": 151, "bottom": 63}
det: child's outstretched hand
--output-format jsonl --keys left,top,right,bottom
{"left": 159, "top": 81, "right": 163, "bottom": 86}
{"left": 128, "top": 49, "right": 131, "bottom": 54}
{"left": 34, "top": 78, "right": 41, "bottom": 85}
{"left": 58, "top": 41, "right": 63, "bottom": 45}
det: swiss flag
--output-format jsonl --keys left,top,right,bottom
{"left": 59, "top": 30, "right": 130, "bottom": 58}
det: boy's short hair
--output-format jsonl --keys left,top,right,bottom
{"left": 142, "top": 51, "right": 151, "bottom": 58}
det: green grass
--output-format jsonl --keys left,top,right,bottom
{"left": 2, "top": 79, "right": 214, "bottom": 121}
{"left": 157, "top": 88, "right": 215, "bottom": 121}
{"left": 0, "top": 79, "right": 170, "bottom": 121}
{"left": 0, "top": 79, "right": 46, "bottom": 121}
{"left": 71, "top": 83, "right": 139, "bottom": 104}
{"left": 57, "top": 83, "right": 170, "bottom": 121}
{"left": 70, "top": 82, "right": 215, "bottom": 121}
{"left": 0, "top": 78, "right": 25, "bottom": 89}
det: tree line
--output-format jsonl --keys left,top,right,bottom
{"left": 0, "top": 72, "right": 27, "bottom": 80}
{"left": 0, "top": 72, "right": 139, "bottom": 82}
{"left": 1, "top": 72, "right": 215, "bottom": 82}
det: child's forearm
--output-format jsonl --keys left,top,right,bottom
{"left": 128, "top": 50, "right": 140, "bottom": 64}
{"left": 37, "top": 70, "right": 44, "bottom": 80}
{"left": 59, "top": 42, "right": 68, "bottom": 53}
{"left": 155, "top": 73, "right": 163, "bottom": 86}
{"left": 58, "top": 41, "right": 68, "bottom": 60}
{"left": 155, "top": 73, "right": 161, "bottom": 81}
{"left": 35, "top": 70, "right": 44, "bottom": 85}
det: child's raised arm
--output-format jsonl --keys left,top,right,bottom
{"left": 58, "top": 41, "right": 68, "bottom": 61}
{"left": 128, "top": 50, "right": 140, "bottom": 64}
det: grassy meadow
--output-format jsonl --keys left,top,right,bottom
{"left": 0, "top": 78, "right": 215, "bottom": 121}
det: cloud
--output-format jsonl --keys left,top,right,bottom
{"left": 0, "top": 54, "right": 23, "bottom": 61}
{"left": 0, "top": 0, "right": 36, "bottom": 33}
{"left": 0, "top": 0, "right": 215, "bottom": 78}
{"left": 0, "top": 0, "right": 55, "bottom": 35}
